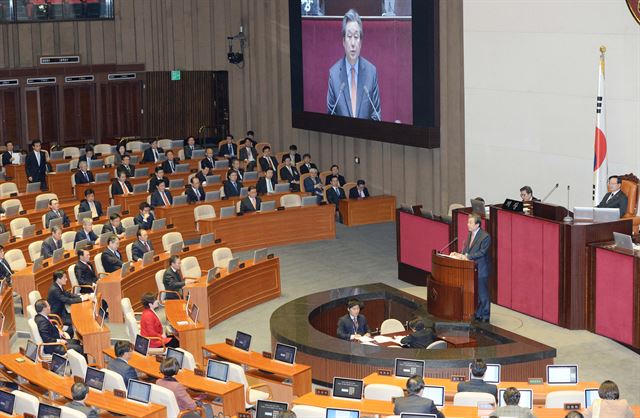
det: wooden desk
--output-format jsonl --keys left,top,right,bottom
{"left": 0, "top": 285, "right": 16, "bottom": 355}
{"left": 203, "top": 342, "right": 311, "bottom": 399}
{"left": 70, "top": 300, "right": 110, "bottom": 367}
{"left": 0, "top": 353, "right": 167, "bottom": 417}
{"left": 103, "top": 349, "right": 245, "bottom": 417}
{"left": 0, "top": 191, "right": 39, "bottom": 213}
{"left": 4, "top": 165, "right": 27, "bottom": 191}
{"left": 164, "top": 300, "right": 205, "bottom": 364}
{"left": 47, "top": 172, "right": 75, "bottom": 202}
{"left": 199, "top": 204, "right": 336, "bottom": 252}
{"left": 2, "top": 200, "right": 77, "bottom": 231}
{"left": 293, "top": 393, "right": 394, "bottom": 416}
{"left": 338, "top": 195, "right": 396, "bottom": 226}
{"left": 186, "top": 257, "right": 281, "bottom": 328}
{"left": 75, "top": 182, "right": 111, "bottom": 202}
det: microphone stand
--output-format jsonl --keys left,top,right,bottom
{"left": 563, "top": 185, "right": 573, "bottom": 223}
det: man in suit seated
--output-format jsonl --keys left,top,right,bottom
{"left": 239, "top": 186, "right": 261, "bottom": 213}
{"left": 132, "top": 229, "right": 153, "bottom": 261}
{"left": 245, "top": 130, "right": 257, "bottom": 146}
{"left": 48, "top": 270, "right": 87, "bottom": 330}
{"left": 491, "top": 387, "right": 536, "bottom": 418}
{"left": 239, "top": 138, "right": 257, "bottom": 171}
{"left": 400, "top": 318, "right": 438, "bottom": 349}
{"left": 229, "top": 157, "right": 244, "bottom": 182}
{"left": 183, "top": 136, "right": 200, "bottom": 160}
{"left": 101, "top": 234, "right": 124, "bottom": 273}
{"left": 394, "top": 375, "right": 444, "bottom": 417}
{"left": 148, "top": 166, "right": 169, "bottom": 193}
{"left": 150, "top": 181, "right": 173, "bottom": 207}
{"left": 223, "top": 171, "right": 242, "bottom": 198}
{"left": 200, "top": 147, "right": 215, "bottom": 171}
{"left": 102, "top": 213, "right": 125, "bottom": 239}
{"left": 256, "top": 168, "right": 276, "bottom": 195}
{"left": 195, "top": 166, "right": 210, "bottom": 185}
{"left": 34, "top": 299, "right": 84, "bottom": 355}
{"left": 304, "top": 167, "right": 324, "bottom": 202}
{"left": 0, "top": 245, "right": 14, "bottom": 283}
{"left": 78, "top": 188, "right": 103, "bottom": 218}
{"left": 74, "top": 218, "right": 98, "bottom": 246}
{"left": 1, "top": 140, "right": 15, "bottom": 166}
{"left": 74, "top": 160, "right": 95, "bottom": 185}
{"left": 349, "top": 179, "right": 370, "bottom": 199}
{"left": 134, "top": 202, "right": 155, "bottom": 230}
{"left": 218, "top": 134, "right": 238, "bottom": 159}
{"left": 78, "top": 146, "right": 94, "bottom": 164}
{"left": 162, "top": 150, "right": 179, "bottom": 174}
{"left": 107, "top": 340, "right": 139, "bottom": 387}
{"left": 597, "top": 175, "right": 629, "bottom": 217}
{"left": 282, "top": 144, "right": 301, "bottom": 164}
{"left": 117, "top": 154, "right": 135, "bottom": 178}
{"left": 74, "top": 248, "right": 98, "bottom": 294}
{"left": 258, "top": 146, "right": 279, "bottom": 180}
{"left": 336, "top": 299, "right": 370, "bottom": 340}
{"left": 66, "top": 382, "right": 100, "bottom": 418}
{"left": 185, "top": 176, "right": 206, "bottom": 203}
{"left": 41, "top": 225, "right": 64, "bottom": 259}
{"left": 299, "top": 153, "right": 318, "bottom": 174}
{"left": 25, "top": 139, "right": 48, "bottom": 190}
{"left": 280, "top": 156, "right": 301, "bottom": 192}
{"left": 325, "top": 164, "right": 346, "bottom": 186}
{"left": 326, "top": 176, "right": 346, "bottom": 211}
{"left": 141, "top": 138, "right": 164, "bottom": 163}
{"left": 111, "top": 170, "right": 133, "bottom": 196}
{"left": 519, "top": 185, "right": 540, "bottom": 202}
{"left": 44, "top": 198, "right": 71, "bottom": 228}
{"left": 457, "top": 358, "right": 498, "bottom": 400}
{"left": 163, "top": 255, "right": 196, "bottom": 300}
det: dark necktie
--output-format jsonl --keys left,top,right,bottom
{"left": 84, "top": 171, "right": 89, "bottom": 181}
{"left": 352, "top": 317, "right": 358, "bottom": 332}
{"left": 114, "top": 249, "right": 121, "bottom": 259}
{"left": 144, "top": 241, "right": 150, "bottom": 251}
{"left": 194, "top": 188, "right": 200, "bottom": 199}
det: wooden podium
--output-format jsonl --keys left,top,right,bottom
{"left": 428, "top": 251, "right": 477, "bottom": 322}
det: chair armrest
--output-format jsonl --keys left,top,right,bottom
{"left": 146, "top": 336, "right": 166, "bottom": 348}
{"left": 37, "top": 342, "right": 66, "bottom": 361}
{"left": 248, "top": 383, "right": 273, "bottom": 400}
{"left": 98, "top": 272, "right": 109, "bottom": 278}
{"left": 178, "top": 407, "right": 204, "bottom": 418}
{"left": 158, "top": 290, "right": 181, "bottom": 305}
{"left": 47, "top": 314, "right": 63, "bottom": 328}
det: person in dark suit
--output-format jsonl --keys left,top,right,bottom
{"left": 282, "top": 145, "right": 301, "bottom": 164}
{"left": 200, "top": 148, "right": 215, "bottom": 171}
{"left": 148, "top": 166, "right": 169, "bottom": 193}
{"left": 519, "top": 185, "right": 540, "bottom": 202}
{"left": 117, "top": 154, "right": 135, "bottom": 178}
{"left": 25, "top": 139, "right": 48, "bottom": 190}
{"left": 74, "top": 161, "right": 95, "bottom": 185}
{"left": 0, "top": 245, "right": 14, "bottom": 282}
{"left": 102, "top": 213, "right": 125, "bottom": 239}
{"left": 218, "top": 135, "right": 238, "bottom": 159}
{"left": 78, "top": 188, "right": 103, "bottom": 218}
{"left": 457, "top": 359, "right": 498, "bottom": 400}
{"left": 34, "top": 299, "right": 84, "bottom": 355}
{"left": 41, "top": 225, "right": 64, "bottom": 259}
{"left": 48, "top": 270, "right": 84, "bottom": 329}
{"left": 183, "top": 136, "right": 200, "bottom": 160}
{"left": 162, "top": 150, "right": 179, "bottom": 174}
{"left": 78, "top": 147, "right": 94, "bottom": 165}
{"left": 304, "top": 167, "right": 324, "bottom": 202}
{"left": 239, "top": 138, "right": 258, "bottom": 172}
{"left": 101, "top": 235, "right": 124, "bottom": 273}
{"left": 142, "top": 139, "right": 164, "bottom": 163}
{"left": 326, "top": 10, "right": 381, "bottom": 121}
{"left": 394, "top": 375, "right": 444, "bottom": 417}
{"left": 299, "top": 153, "right": 318, "bottom": 174}
{"left": 280, "top": 157, "right": 301, "bottom": 192}
{"left": 162, "top": 256, "right": 196, "bottom": 300}
{"left": 185, "top": 176, "right": 206, "bottom": 203}
{"left": 66, "top": 382, "right": 100, "bottom": 418}
{"left": 229, "top": 158, "right": 245, "bottom": 182}
{"left": 150, "top": 181, "right": 173, "bottom": 207}
{"left": 336, "top": 299, "right": 370, "bottom": 340}
{"left": 195, "top": 166, "right": 210, "bottom": 185}
{"left": 256, "top": 168, "right": 276, "bottom": 195}
{"left": 491, "top": 387, "right": 536, "bottom": 418}
{"left": 1, "top": 141, "right": 15, "bottom": 166}
{"left": 44, "top": 198, "right": 71, "bottom": 228}
{"left": 156, "top": 357, "right": 198, "bottom": 412}
{"left": 74, "top": 248, "right": 98, "bottom": 293}
{"left": 131, "top": 229, "right": 153, "bottom": 261}
{"left": 74, "top": 218, "right": 98, "bottom": 246}
{"left": 258, "top": 146, "right": 279, "bottom": 180}
{"left": 597, "top": 175, "right": 629, "bottom": 217}
{"left": 239, "top": 186, "right": 261, "bottom": 213}
{"left": 326, "top": 176, "right": 346, "bottom": 210}
{"left": 325, "top": 165, "right": 346, "bottom": 186}
{"left": 134, "top": 202, "right": 155, "bottom": 230}
{"left": 107, "top": 340, "right": 139, "bottom": 387}
{"left": 223, "top": 171, "right": 242, "bottom": 198}
{"left": 349, "top": 179, "right": 370, "bottom": 199}
{"left": 111, "top": 170, "right": 133, "bottom": 196}
{"left": 400, "top": 319, "right": 438, "bottom": 349}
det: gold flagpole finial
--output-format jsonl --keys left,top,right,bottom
{"left": 600, "top": 45, "right": 607, "bottom": 54}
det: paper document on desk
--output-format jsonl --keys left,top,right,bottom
{"left": 373, "top": 335, "right": 395, "bottom": 343}
{"left": 357, "top": 335, "right": 375, "bottom": 343}
{"left": 393, "top": 336, "right": 405, "bottom": 344}
{"left": 359, "top": 340, "right": 377, "bottom": 346}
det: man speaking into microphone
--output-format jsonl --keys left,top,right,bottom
{"left": 326, "top": 9, "right": 381, "bottom": 120}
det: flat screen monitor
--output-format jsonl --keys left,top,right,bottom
{"left": 253, "top": 248, "right": 268, "bottom": 263}
{"left": 400, "top": 414, "right": 436, "bottom": 418}
{"left": 134, "top": 168, "right": 148, "bottom": 178}
{"left": 134, "top": 335, "right": 150, "bottom": 356}
{"left": 205, "top": 175, "right": 221, "bottom": 185}
{"left": 0, "top": 232, "right": 8, "bottom": 246}
{"left": 106, "top": 205, "right": 121, "bottom": 217}
{"left": 395, "top": 358, "right": 425, "bottom": 378}
{"left": 205, "top": 191, "right": 221, "bottom": 201}
{"left": 50, "top": 353, "right": 67, "bottom": 376}
{"left": 74, "top": 239, "right": 89, "bottom": 252}
{"left": 255, "top": 400, "right": 288, "bottom": 418}
{"left": 189, "top": 304, "right": 199, "bottom": 323}
{"left": 95, "top": 173, "right": 110, "bottom": 183}
{"left": 0, "top": 390, "right": 15, "bottom": 415}
{"left": 165, "top": 347, "right": 185, "bottom": 369}
{"left": 234, "top": 331, "right": 252, "bottom": 351}
{"left": 593, "top": 207, "right": 620, "bottom": 222}
{"left": 133, "top": 183, "right": 148, "bottom": 194}
{"left": 259, "top": 201, "right": 276, "bottom": 212}
{"left": 206, "top": 359, "right": 229, "bottom": 382}
{"left": 613, "top": 232, "right": 634, "bottom": 250}
{"left": 326, "top": 408, "right": 360, "bottom": 418}
{"left": 422, "top": 385, "right": 445, "bottom": 407}
{"left": 151, "top": 218, "right": 166, "bottom": 231}
{"left": 85, "top": 367, "right": 105, "bottom": 391}
{"left": 547, "top": 365, "right": 578, "bottom": 385}
{"left": 74, "top": 211, "right": 93, "bottom": 224}
{"left": 498, "top": 388, "right": 533, "bottom": 409}
{"left": 219, "top": 206, "right": 235, "bottom": 218}
{"left": 21, "top": 225, "right": 36, "bottom": 238}
{"left": 24, "top": 340, "right": 38, "bottom": 362}
{"left": 37, "top": 403, "right": 61, "bottom": 418}
{"left": 332, "top": 377, "right": 363, "bottom": 400}
{"left": 585, "top": 388, "right": 599, "bottom": 408}
{"left": 274, "top": 343, "right": 296, "bottom": 365}
{"left": 227, "top": 257, "right": 239, "bottom": 272}
{"left": 55, "top": 163, "right": 70, "bottom": 173}
{"left": 173, "top": 195, "right": 188, "bottom": 206}
{"left": 142, "top": 250, "right": 155, "bottom": 266}
{"left": 214, "top": 160, "right": 229, "bottom": 169}
{"left": 301, "top": 195, "right": 319, "bottom": 206}
{"left": 26, "top": 182, "right": 41, "bottom": 193}
{"left": 126, "top": 379, "right": 152, "bottom": 404}
{"left": 169, "top": 241, "right": 183, "bottom": 256}
{"left": 200, "top": 233, "right": 214, "bottom": 245}
{"left": 52, "top": 247, "right": 64, "bottom": 263}
{"left": 468, "top": 363, "right": 501, "bottom": 384}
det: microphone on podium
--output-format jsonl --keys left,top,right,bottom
{"left": 542, "top": 183, "right": 560, "bottom": 202}
{"left": 329, "top": 83, "right": 345, "bottom": 115}
{"left": 438, "top": 237, "right": 458, "bottom": 254}
{"left": 563, "top": 185, "right": 574, "bottom": 223}
{"left": 363, "top": 86, "right": 381, "bottom": 121}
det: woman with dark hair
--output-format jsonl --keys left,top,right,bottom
{"left": 157, "top": 357, "right": 197, "bottom": 411}
{"left": 114, "top": 144, "right": 127, "bottom": 165}
{"left": 139, "top": 292, "right": 179, "bottom": 348}
{"left": 582, "top": 380, "right": 634, "bottom": 418}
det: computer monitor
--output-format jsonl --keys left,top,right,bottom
{"left": 151, "top": 218, "right": 166, "bottom": 231}
{"left": 468, "top": 362, "right": 501, "bottom": 384}
{"left": 88, "top": 159, "right": 104, "bottom": 170}
{"left": 133, "top": 183, "right": 148, "bottom": 194}
{"left": 50, "top": 353, "right": 67, "bottom": 376}
{"left": 142, "top": 250, "right": 155, "bottom": 266}
{"left": 173, "top": 195, "right": 188, "bottom": 206}
{"left": 74, "top": 239, "right": 89, "bottom": 252}
{"left": 0, "top": 232, "right": 9, "bottom": 246}
{"left": 0, "top": 390, "right": 15, "bottom": 415}
{"left": 200, "top": 233, "right": 214, "bottom": 245}
{"left": 124, "top": 224, "right": 139, "bottom": 238}
{"left": 274, "top": 343, "right": 296, "bottom": 365}
{"left": 24, "top": 340, "right": 38, "bottom": 362}
{"left": 573, "top": 206, "right": 594, "bottom": 221}
{"left": 205, "top": 175, "right": 222, "bottom": 185}
{"left": 253, "top": 248, "right": 267, "bottom": 263}
{"left": 37, "top": 403, "right": 61, "bottom": 418}
{"left": 422, "top": 385, "right": 445, "bottom": 407}
{"left": 332, "top": 377, "right": 364, "bottom": 400}
{"left": 498, "top": 388, "right": 533, "bottom": 409}
{"left": 169, "top": 241, "right": 183, "bottom": 256}
{"left": 192, "top": 149, "right": 205, "bottom": 159}
{"left": 126, "top": 379, "right": 152, "bottom": 404}
{"left": 219, "top": 206, "right": 235, "bottom": 218}
{"left": 239, "top": 187, "right": 248, "bottom": 197}
{"left": 50, "top": 150, "right": 64, "bottom": 160}
{"left": 206, "top": 359, "right": 229, "bottom": 382}
{"left": 227, "top": 257, "right": 239, "bottom": 273}
{"left": 301, "top": 196, "right": 319, "bottom": 206}
{"left": 2, "top": 205, "right": 18, "bottom": 217}
{"left": 21, "top": 224, "right": 36, "bottom": 238}
{"left": 120, "top": 261, "right": 132, "bottom": 278}
{"left": 52, "top": 248, "right": 64, "bottom": 263}
{"left": 546, "top": 365, "right": 578, "bottom": 385}
{"left": 206, "top": 267, "right": 220, "bottom": 284}
{"left": 175, "top": 164, "right": 190, "bottom": 173}
{"left": 326, "top": 408, "right": 360, "bottom": 418}
{"left": 244, "top": 171, "right": 258, "bottom": 180}
{"left": 613, "top": 232, "right": 634, "bottom": 250}
{"left": 234, "top": 331, "right": 252, "bottom": 351}
{"left": 255, "top": 400, "right": 288, "bottom": 418}
{"left": 56, "top": 163, "right": 70, "bottom": 173}
{"left": 259, "top": 201, "right": 276, "bottom": 212}
{"left": 400, "top": 414, "right": 436, "bottom": 418}
{"left": 95, "top": 172, "right": 110, "bottom": 183}
{"left": 189, "top": 304, "right": 199, "bottom": 323}
{"left": 214, "top": 160, "right": 228, "bottom": 169}
{"left": 134, "top": 335, "right": 150, "bottom": 356}
{"left": 165, "top": 347, "right": 184, "bottom": 369}
{"left": 134, "top": 168, "right": 148, "bottom": 178}
{"left": 106, "top": 205, "right": 122, "bottom": 217}
{"left": 274, "top": 183, "right": 290, "bottom": 193}
{"left": 85, "top": 367, "right": 105, "bottom": 391}
{"left": 584, "top": 388, "right": 599, "bottom": 408}
{"left": 26, "top": 182, "right": 41, "bottom": 193}
{"left": 593, "top": 207, "right": 620, "bottom": 222}
{"left": 394, "top": 358, "right": 425, "bottom": 378}
{"left": 205, "top": 191, "right": 221, "bottom": 201}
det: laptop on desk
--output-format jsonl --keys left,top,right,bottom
{"left": 613, "top": 232, "right": 634, "bottom": 250}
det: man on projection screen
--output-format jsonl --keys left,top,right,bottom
{"left": 326, "top": 9, "right": 381, "bottom": 121}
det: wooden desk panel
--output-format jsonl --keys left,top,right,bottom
{"left": 47, "top": 172, "right": 75, "bottom": 202}
{"left": 0, "top": 191, "right": 39, "bottom": 213}
{"left": 70, "top": 300, "right": 110, "bottom": 367}
{"left": 0, "top": 286, "right": 16, "bottom": 355}
{"left": 2, "top": 201, "right": 77, "bottom": 231}
{"left": 339, "top": 195, "right": 396, "bottom": 226}
{"left": 4, "top": 165, "right": 28, "bottom": 191}
{"left": 293, "top": 393, "right": 394, "bottom": 416}
{"left": 164, "top": 300, "right": 205, "bottom": 364}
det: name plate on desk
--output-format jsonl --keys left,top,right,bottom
{"left": 262, "top": 351, "right": 272, "bottom": 359}
{"left": 194, "top": 368, "right": 205, "bottom": 377}
{"left": 528, "top": 377, "right": 544, "bottom": 385}
{"left": 564, "top": 403, "right": 581, "bottom": 410}
{"left": 502, "top": 198, "right": 524, "bottom": 212}
{"left": 378, "top": 369, "right": 392, "bottom": 376}
{"left": 114, "top": 389, "right": 126, "bottom": 398}
{"left": 450, "top": 375, "right": 466, "bottom": 382}
{"left": 315, "top": 388, "right": 329, "bottom": 396}
{"left": 238, "top": 413, "right": 251, "bottom": 418}
{"left": 225, "top": 338, "right": 234, "bottom": 346}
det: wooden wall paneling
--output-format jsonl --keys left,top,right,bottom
{"left": 39, "top": 22, "right": 55, "bottom": 57}
{"left": 89, "top": 20, "right": 105, "bottom": 64}
{"left": 0, "top": 89, "right": 22, "bottom": 147}
{"left": 59, "top": 21, "right": 76, "bottom": 55}
{"left": 119, "top": 0, "right": 137, "bottom": 64}
{"left": 18, "top": 24, "right": 34, "bottom": 68}
{"left": 102, "top": 20, "right": 117, "bottom": 64}
{"left": 0, "top": 25, "right": 7, "bottom": 68}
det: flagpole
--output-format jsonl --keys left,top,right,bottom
{"left": 592, "top": 45, "right": 608, "bottom": 206}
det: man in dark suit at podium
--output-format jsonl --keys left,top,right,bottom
{"left": 597, "top": 175, "right": 628, "bottom": 217}
{"left": 336, "top": 299, "right": 370, "bottom": 340}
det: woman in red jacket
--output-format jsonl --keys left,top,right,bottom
{"left": 139, "top": 292, "right": 179, "bottom": 348}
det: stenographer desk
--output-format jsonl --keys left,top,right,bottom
{"left": 338, "top": 195, "right": 396, "bottom": 226}
{"left": 70, "top": 300, "right": 110, "bottom": 367}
